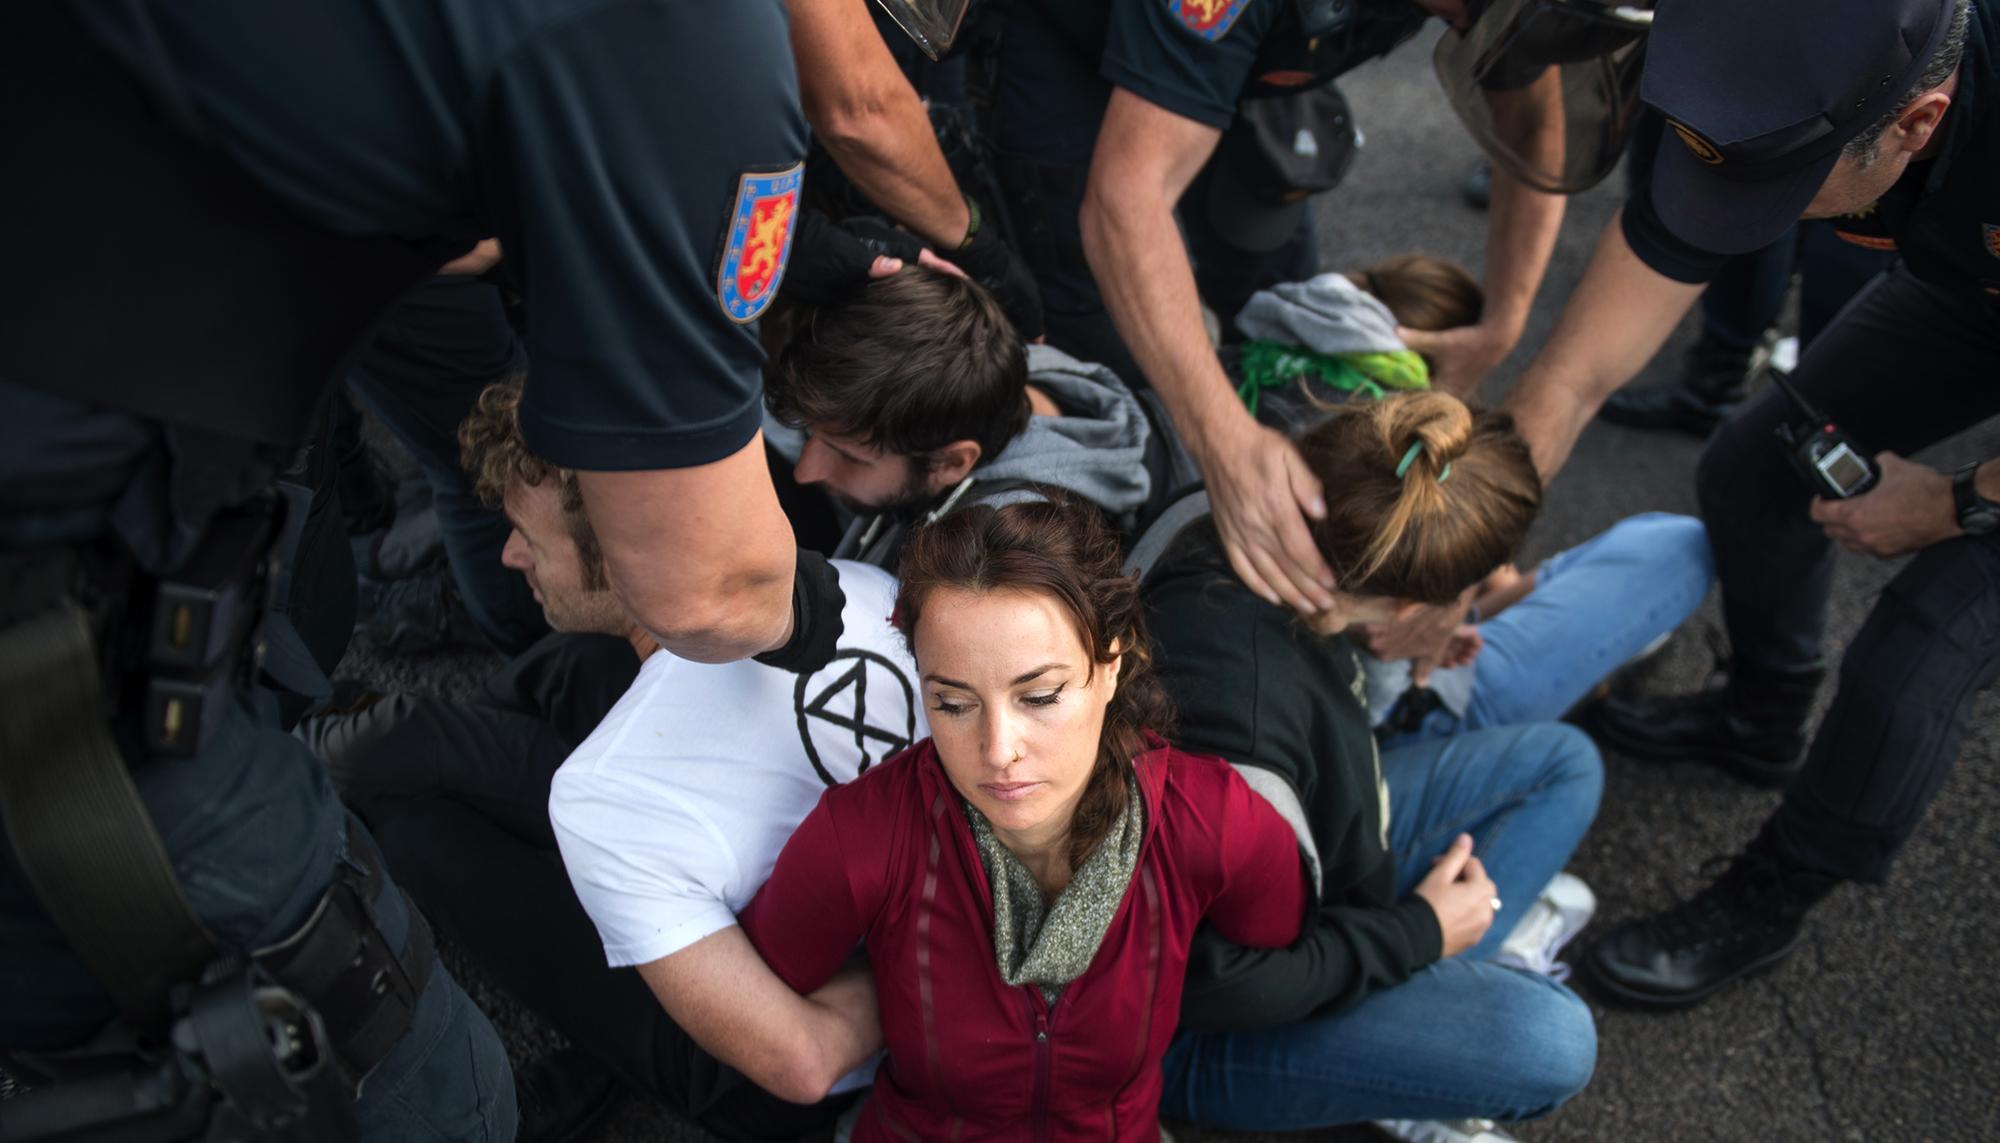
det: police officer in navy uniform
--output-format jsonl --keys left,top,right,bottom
{"left": 989, "top": 0, "right": 1570, "bottom": 622}
{"left": 0, "top": 1, "right": 849, "bottom": 1138}
{"left": 1503, "top": 0, "right": 2000, "bottom": 1007}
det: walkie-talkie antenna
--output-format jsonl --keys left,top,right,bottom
{"left": 1770, "top": 372, "right": 1830, "bottom": 425}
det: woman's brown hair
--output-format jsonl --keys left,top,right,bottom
{"left": 1299, "top": 391, "right": 1541, "bottom": 605}
{"left": 1354, "top": 254, "right": 1484, "bottom": 332}
{"left": 894, "top": 494, "right": 1173, "bottom": 870}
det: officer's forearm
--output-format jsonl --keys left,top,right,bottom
{"left": 1082, "top": 90, "right": 1242, "bottom": 464}
{"left": 1976, "top": 458, "right": 2000, "bottom": 504}
{"left": 1480, "top": 163, "right": 1565, "bottom": 342}
{"left": 575, "top": 437, "right": 798, "bottom": 664}
{"left": 1081, "top": 181, "right": 1246, "bottom": 465}
{"left": 1480, "top": 69, "right": 1568, "bottom": 339}
{"left": 792, "top": 0, "right": 970, "bottom": 248}
{"left": 1503, "top": 210, "right": 1705, "bottom": 480}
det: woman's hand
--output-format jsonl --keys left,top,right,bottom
{"left": 1413, "top": 832, "right": 1498, "bottom": 957}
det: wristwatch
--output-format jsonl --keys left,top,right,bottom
{"left": 1952, "top": 462, "right": 2000, "bottom": 536}
{"left": 955, "top": 195, "right": 982, "bottom": 250}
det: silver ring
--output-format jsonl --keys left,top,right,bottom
{"left": 1490, "top": 897, "right": 1504, "bottom": 913}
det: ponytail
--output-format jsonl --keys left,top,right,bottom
{"left": 1298, "top": 391, "right": 1540, "bottom": 604}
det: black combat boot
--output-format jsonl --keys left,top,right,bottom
{"left": 1597, "top": 335, "right": 1766, "bottom": 436}
{"left": 1581, "top": 836, "right": 1840, "bottom": 1008}
{"left": 1579, "top": 658, "right": 1823, "bottom": 787}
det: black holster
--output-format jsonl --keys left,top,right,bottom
{"left": 0, "top": 817, "right": 434, "bottom": 1143}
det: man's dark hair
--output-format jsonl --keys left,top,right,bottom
{"left": 765, "top": 268, "right": 1029, "bottom": 472}
{"left": 1845, "top": 0, "right": 1970, "bottom": 165}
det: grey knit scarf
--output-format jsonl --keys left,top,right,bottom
{"left": 965, "top": 772, "right": 1144, "bottom": 1005}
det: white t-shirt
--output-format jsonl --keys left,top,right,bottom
{"left": 551, "top": 561, "right": 926, "bottom": 970}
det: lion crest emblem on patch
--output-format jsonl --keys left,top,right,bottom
{"left": 1169, "top": 0, "right": 1251, "bottom": 41}
{"left": 717, "top": 164, "right": 803, "bottom": 324}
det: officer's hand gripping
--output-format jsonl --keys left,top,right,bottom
{"left": 936, "top": 197, "right": 1045, "bottom": 342}
{"left": 1204, "top": 420, "right": 1337, "bottom": 615}
{"left": 1810, "top": 452, "right": 1961, "bottom": 559}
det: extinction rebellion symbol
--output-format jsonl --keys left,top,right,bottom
{"left": 794, "top": 649, "right": 917, "bottom": 787}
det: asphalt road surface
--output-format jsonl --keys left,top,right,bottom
{"left": 343, "top": 25, "right": 2000, "bottom": 1143}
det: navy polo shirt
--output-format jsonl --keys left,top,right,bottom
{"left": 1033, "top": 0, "right": 1425, "bottom": 133}
{"left": 134, "top": 0, "right": 809, "bottom": 472}
{"left": 1625, "top": 0, "right": 2000, "bottom": 298}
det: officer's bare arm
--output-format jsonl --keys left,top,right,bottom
{"left": 1502, "top": 210, "right": 1705, "bottom": 480}
{"left": 1081, "top": 87, "right": 1336, "bottom": 615}
{"left": 638, "top": 926, "right": 881, "bottom": 1105}
{"left": 575, "top": 433, "right": 797, "bottom": 663}
{"left": 1409, "top": 70, "right": 1565, "bottom": 394}
{"left": 789, "top": 0, "right": 971, "bottom": 248}
{"left": 1467, "top": 147, "right": 1565, "bottom": 373}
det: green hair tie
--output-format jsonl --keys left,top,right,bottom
{"left": 1395, "top": 442, "right": 1423, "bottom": 478}
{"left": 1395, "top": 441, "right": 1451, "bottom": 484}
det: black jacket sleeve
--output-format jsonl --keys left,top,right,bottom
{"left": 1178, "top": 895, "right": 1442, "bottom": 1032}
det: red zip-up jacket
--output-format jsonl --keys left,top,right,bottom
{"left": 740, "top": 736, "right": 1307, "bottom": 1142}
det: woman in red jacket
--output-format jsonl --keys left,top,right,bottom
{"left": 739, "top": 495, "right": 1308, "bottom": 1142}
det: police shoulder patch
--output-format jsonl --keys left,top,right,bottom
{"left": 717, "top": 164, "right": 803, "bottom": 324}
{"left": 1169, "top": 0, "right": 1252, "bottom": 42}
{"left": 1984, "top": 223, "right": 2000, "bottom": 261}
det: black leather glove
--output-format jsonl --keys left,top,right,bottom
{"left": 779, "top": 210, "right": 925, "bottom": 308}
{"left": 752, "top": 547, "right": 847, "bottom": 674}
{"left": 937, "top": 199, "right": 1045, "bottom": 341}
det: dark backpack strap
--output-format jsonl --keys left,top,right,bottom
{"left": 1123, "top": 491, "right": 1212, "bottom": 584}
{"left": 0, "top": 599, "right": 219, "bottom": 1030}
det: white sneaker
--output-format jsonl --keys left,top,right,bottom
{"left": 1496, "top": 871, "right": 1597, "bottom": 981}
{"left": 1374, "top": 1117, "right": 1520, "bottom": 1142}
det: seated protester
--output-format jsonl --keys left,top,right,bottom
{"left": 308, "top": 379, "right": 918, "bottom": 1142}
{"left": 1144, "top": 392, "right": 1601, "bottom": 1140}
{"left": 762, "top": 268, "right": 1188, "bottom": 568}
{"left": 1364, "top": 512, "right": 1715, "bottom": 748}
{"left": 738, "top": 497, "right": 1309, "bottom": 1141}
{"left": 1230, "top": 254, "right": 1486, "bottom": 426}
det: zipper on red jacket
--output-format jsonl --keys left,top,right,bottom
{"left": 1029, "top": 996, "right": 1053, "bottom": 1143}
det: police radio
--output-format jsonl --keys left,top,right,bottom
{"left": 1771, "top": 373, "right": 1879, "bottom": 499}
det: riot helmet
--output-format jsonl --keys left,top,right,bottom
{"left": 1433, "top": 0, "right": 1654, "bottom": 193}
{"left": 871, "top": 0, "right": 971, "bottom": 60}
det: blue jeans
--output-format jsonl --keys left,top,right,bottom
{"left": 1159, "top": 723, "right": 1602, "bottom": 1128}
{"left": 1382, "top": 513, "right": 1714, "bottom": 747}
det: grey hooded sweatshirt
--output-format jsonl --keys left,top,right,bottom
{"left": 766, "top": 344, "right": 1167, "bottom": 570}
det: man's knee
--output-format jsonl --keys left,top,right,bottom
{"left": 1500, "top": 980, "right": 1597, "bottom": 1119}
{"left": 1623, "top": 511, "right": 1715, "bottom": 585}
{"left": 1695, "top": 392, "right": 1793, "bottom": 524}
{"left": 1516, "top": 723, "right": 1605, "bottom": 815}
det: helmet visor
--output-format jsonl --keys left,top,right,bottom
{"left": 871, "top": 0, "right": 971, "bottom": 61}
{"left": 1434, "top": 0, "right": 1653, "bottom": 193}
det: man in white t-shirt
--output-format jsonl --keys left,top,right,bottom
{"left": 309, "top": 379, "right": 919, "bottom": 1141}
{"left": 551, "top": 556, "right": 919, "bottom": 1102}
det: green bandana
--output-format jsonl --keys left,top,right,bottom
{"left": 1235, "top": 340, "right": 1431, "bottom": 418}
{"left": 965, "top": 772, "right": 1144, "bottom": 1006}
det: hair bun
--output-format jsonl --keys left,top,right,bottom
{"left": 1383, "top": 390, "right": 1475, "bottom": 477}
